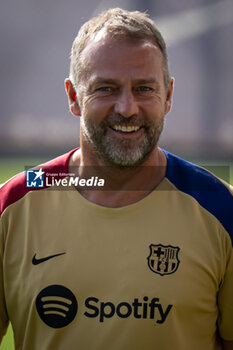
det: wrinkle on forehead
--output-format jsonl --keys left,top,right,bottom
{"left": 78, "top": 34, "right": 164, "bottom": 96}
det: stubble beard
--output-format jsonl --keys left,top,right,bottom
{"left": 81, "top": 113, "right": 165, "bottom": 168}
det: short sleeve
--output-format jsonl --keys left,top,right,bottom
{"left": 0, "top": 217, "right": 9, "bottom": 342}
{"left": 217, "top": 231, "right": 233, "bottom": 341}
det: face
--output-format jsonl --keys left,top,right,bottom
{"left": 74, "top": 36, "right": 173, "bottom": 167}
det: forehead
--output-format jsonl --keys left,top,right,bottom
{"left": 80, "top": 36, "right": 164, "bottom": 82}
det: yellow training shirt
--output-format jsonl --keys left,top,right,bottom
{"left": 0, "top": 149, "right": 233, "bottom": 349}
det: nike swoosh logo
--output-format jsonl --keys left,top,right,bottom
{"left": 32, "top": 252, "right": 66, "bottom": 265}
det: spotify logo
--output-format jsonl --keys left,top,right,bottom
{"left": 36, "top": 285, "right": 78, "bottom": 328}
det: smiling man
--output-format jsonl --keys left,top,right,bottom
{"left": 65, "top": 13, "right": 174, "bottom": 206}
{"left": 0, "top": 8, "right": 233, "bottom": 350}
{"left": 73, "top": 38, "right": 170, "bottom": 167}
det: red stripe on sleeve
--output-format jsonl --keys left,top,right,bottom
{"left": 0, "top": 149, "right": 78, "bottom": 216}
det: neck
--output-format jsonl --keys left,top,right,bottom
{"left": 69, "top": 146, "right": 167, "bottom": 208}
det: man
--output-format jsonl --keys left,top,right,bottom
{"left": 0, "top": 8, "right": 233, "bottom": 350}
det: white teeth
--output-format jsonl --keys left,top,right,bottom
{"left": 112, "top": 125, "right": 140, "bottom": 132}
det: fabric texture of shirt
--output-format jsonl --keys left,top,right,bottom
{"left": 0, "top": 149, "right": 232, "bottom": 350}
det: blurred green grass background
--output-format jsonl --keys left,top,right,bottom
{"left": 0, "top": 157, "right": 232, "bottom": 348}
{"left": 1, "top": 325, "right": 13, "bottom": 350}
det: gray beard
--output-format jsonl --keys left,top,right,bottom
{"left": 81, "top": 114, "right": 164, "bottom": 167}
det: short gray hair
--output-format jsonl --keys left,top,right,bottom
{"left": 70, "top": 8, "right": 171, "bottom": 91}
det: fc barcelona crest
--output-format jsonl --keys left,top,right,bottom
{"left": 147, "top": 244, "right": 180, "bottom": 276}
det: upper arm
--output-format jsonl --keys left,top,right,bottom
{"left": 220, "top": 185, "right": 233, "bottom": 349}
{"left": 0, "top": 218, "right": 9, "bottom": 342}
{"left": 217, "top": 233, "right": 233, "bottom": 342}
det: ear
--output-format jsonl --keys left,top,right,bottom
{"left": 164, "top": 78, "right": 175, "bottom": 115}
{"left": 65, "top": 78, "right": 81, "bottom": 117}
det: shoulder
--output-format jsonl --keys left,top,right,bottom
{"left": 163, "top": 150, "right": 233, "bottom": 240}
{"left": 0, "top": 149, "right": 78, "bottom": 217}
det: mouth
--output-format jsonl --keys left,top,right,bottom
{"left": 110, "top": 124, "right": 141, "bottom": 133}
{"left": 107, "top": 124, "right": 144, "bottom": 140}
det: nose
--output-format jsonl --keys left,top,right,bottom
{"left": 114, "top": 88, "right": 139, "bottom": 118}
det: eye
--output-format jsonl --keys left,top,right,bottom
{"left": 97, "top": 86, "right": 113, "bottom": 92}
{"left": 137, "top": 86, "right": 153, "bottom": 92}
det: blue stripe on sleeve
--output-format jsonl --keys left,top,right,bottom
{"left": 163, "top": 150, "right": 233, "bottom": 241}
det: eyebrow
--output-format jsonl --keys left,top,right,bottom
{"left": 89, "top": 77, "right": 120, "bottom": 86}
{"left": 134, "top": 78, "right": 160, "bottom": 86}
{"left": 89, "top": 77, "right": 160, "bottom": 87}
